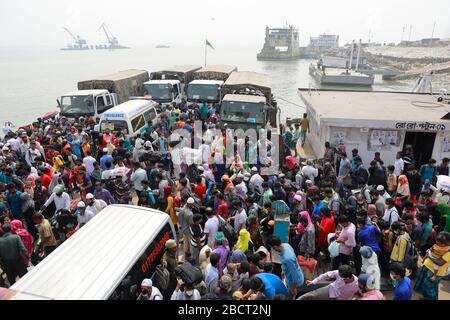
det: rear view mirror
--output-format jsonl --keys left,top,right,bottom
{"left": 56, "top": 99, "right": 61, "bottom": 107}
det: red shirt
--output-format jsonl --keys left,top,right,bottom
{"left": 40, "top": 173, "right": 52, "bottom": 189}
{"left": 217, "top": 201, "right": 229, "bottom": 220}
{"left": 194, "top": 184, "right": 206, "bottom": 201}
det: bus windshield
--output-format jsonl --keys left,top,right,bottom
{"left": 143, "top": 84, "right": 172, "bottom": 103}
{"left": 60, "top": 95, "right": 95, "bottom": 116}
{"left": 220, "top": 101, "right": 265, "bottom": 124}
{"left": 187, "top": 84, "right": 219, "bottom": 103}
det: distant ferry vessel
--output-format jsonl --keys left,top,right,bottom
{"left": 156, "top": 45, "right": 170, "bottom": 49}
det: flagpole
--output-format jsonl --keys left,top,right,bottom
{"left": 205, "top": 39, "right": 207, "bottom": 67}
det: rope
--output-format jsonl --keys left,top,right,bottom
{"left": 274, "top": 96, "right": 306, "bottom": 109}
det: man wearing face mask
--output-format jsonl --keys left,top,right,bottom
{"left": 137, "top": 279, "right": 163, "bottom": 300}
{"left": 390, "top": 262, "right": 412, "bottom": 300}
{"left": 171, "top": 279, "right": 201, "bottom": 300}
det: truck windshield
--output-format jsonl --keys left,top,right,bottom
{"left": 143, "top": 84, "right": 172, "bottom": 103}
{"left": 187, "top": 84, "right": 219, "bottom": 102}
{"left": 220, "top": 101, "right": 265, "bottom": 124}
{"left": 60, "top": 95, "right": 95, "bottom": 116}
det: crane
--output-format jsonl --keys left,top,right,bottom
{"left": 99, "top": 23, "right": 119, "bottom": 47}
{"left": 63, "top": 27, "right": 87, "bottom": 46}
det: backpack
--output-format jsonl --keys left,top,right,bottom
{"left": 175, "top": 262, "right": 203, "bottom": 286}
{"left": 217, "top": 215, "right": 235, "bottom": 242}
{"left": 403, "top": 236, "right": 418, "bottom": 270}
{"left": 152, "top": 263, "right": 170, "bottom": 290}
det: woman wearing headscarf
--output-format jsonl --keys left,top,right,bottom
{"left": 396, "top": 175, "right": 410, "bottom": 207}
{"left": 296, "top": 211, "right": 313, "bottom": 235}
{"left": 11, "top": 220, "right": 33, "bottom": 266}
{"left": 236, "top": 229, "right": 254, "bottom": 254}
{"left": 203, "top": 164, "right": 215, "bottom": 184}
{"left": 222, "top": 175, "right": 234, "bottom": 195}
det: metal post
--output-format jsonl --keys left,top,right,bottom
{"left": 205, "top": 40, "right": 207, "bottom": 67}
{"left": 349, "top": 40, "right": 355, "bottom": 70}
{"left": 355, "top": 39, "right": 362, "bottom": 72}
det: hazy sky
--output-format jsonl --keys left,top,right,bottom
{"left": 2, "top": 0, "right": 450, "bottom": 48}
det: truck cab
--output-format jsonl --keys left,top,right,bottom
{"left": 142, "top": 80, "right": 182, "bottom": 106}
{"left": 57, "top": 89, "right": 117, "bottom": 120}
{"left": 220, "top": 94, "right": 273, "bottom": 131}
{"left": 186, "top": 80, "right": 224, "bottom": 104}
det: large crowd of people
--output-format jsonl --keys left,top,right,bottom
{"left": 0, "top": 101, "right": 449, "bottom": 301}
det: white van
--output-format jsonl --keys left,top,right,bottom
{"left": 96, "top": 99, "right": 160, "bottom": 137}
{"left": 5, "top": 205, "right": 177, "bottom": 300}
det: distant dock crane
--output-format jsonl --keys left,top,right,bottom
{"left": 98, "top": 23, "right": 129, "bottom": 49}
{"left": 61, "top": 27, "right": 90, "bottom": 50}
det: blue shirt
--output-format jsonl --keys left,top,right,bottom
{"left": 6, "top": 191, "right": 23, "bottom": 219}
{"left": 255, "top": 273, "right": 288, "bottom": 300}
{"left": 394, "top": 277, "right": 412, "bottom": 300}
{"left": 419, "top": 165, "right": 437, "bottom": 185}
{"left": 358, "top": 225, "right": 382, "bottom": 255}
{"left": 312, "top": 201, "right": 324, "bottom": 220}
{"left": 279, "top": 243, "right": 304, "bottom": 288}
{"left": 205, "top": 265, "right": 219, "bottom": 294}
{"left": 100, "top": 154, "right": 114, "bottom": 171}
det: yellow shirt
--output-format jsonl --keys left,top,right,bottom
{"left": 390, "top": 233, "right": 410, "bottom": 263}
{"left": 300, "top": 118, "right": 310, "bottom": 132}
{"left": 424, "top": 251, "right": 450, "bottom": 277}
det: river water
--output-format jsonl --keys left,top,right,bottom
{"left": 0, "top": 45, "right": 412, "bottom": 126}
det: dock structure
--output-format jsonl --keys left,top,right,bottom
{"left": 298, "top": 89, "right": 450, "bottom": 167}
{"left": 257, "top": 24, "right": 301, "bottom": 60}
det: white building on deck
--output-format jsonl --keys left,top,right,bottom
{"left": 298, "top": 89, "right": 450, "bottom": 167}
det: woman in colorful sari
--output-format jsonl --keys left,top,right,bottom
{"left": 414, "top": 232, "right": 450, "bottom": 300}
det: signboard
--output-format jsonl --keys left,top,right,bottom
{"left": 370, "top": 130, "right": 398, "bottom": 146}
{"left": 101, "top": 123, "right": 114, "bottom": 131}
{"left": 395, "top": 122, "right": 446, "bottom": 131}
{"left": 333, "top": 132, "right": 346, "bottom": 145}
{"left": 442, "top": 137, "right": 450, "bottom": 153}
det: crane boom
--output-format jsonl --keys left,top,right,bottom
{"left": 63, "top": 27, "right": 78, "bottom": 42}
{"left": 100, "top": 23, "right": 113, "bottom": 44}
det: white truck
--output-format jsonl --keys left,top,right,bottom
{"left": 57, "top": 89, "right": 118, "bottom": 120}
{"left": 57, "top": 69, "right": 149, "bottom": 120}
{"left": 146, "top": 65, "right": 202, "bottom": 106}
{"left": 186, "top": 65, "right": 237, "bottom": 105}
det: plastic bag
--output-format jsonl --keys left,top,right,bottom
{"left": 328, "top": 241, "right": 340, "bottom": 258}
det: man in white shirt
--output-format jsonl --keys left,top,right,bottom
{"left": 249, "top": 167, "right": 264, "bottom": 194}
{"left": 204, "top": 208, "right": 220, "bottom": 248}
{"left": 137, "top": 278, "right": 163, "bottom": 300}
{"left": 85, "top": 193, "right": 107, "bottom": 215}
{"left": 42, "top": 184, "right": 71, "bottom": 213}
{"left": 394, "top": 152, "right": 404, "bottom": 177}
{"left": 76, "top": 201, "right": 95, "bottom": 228}
{"left": 302, "top": 160, "right": 318, "bottom": 182}
{"left": 229, "top": 200, "right": 247, "bottom": 234}
{"left": 377, "top": 185, "right": 391, "bottom": 200}
{"left": 382, "top": 198, "right": 399, "bottom": 226}
{"left": 83, "top": 151, "right": 97, "bottom": 174}
{"left": 199, "top": 141, "right": 211, "bottom": 164}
